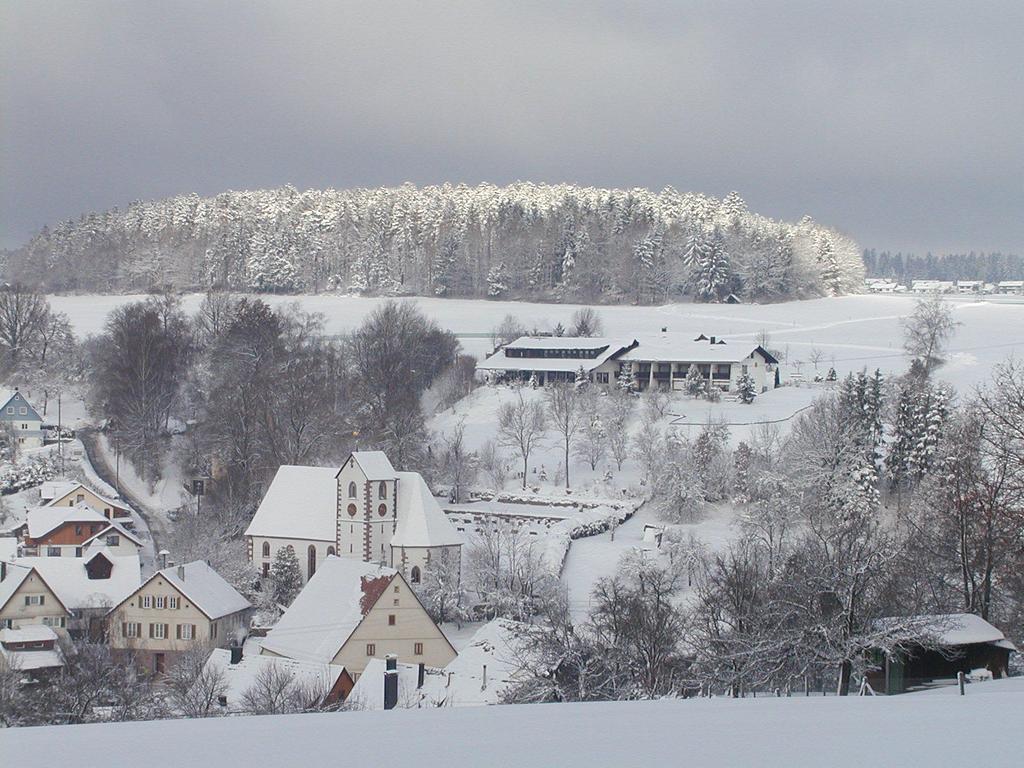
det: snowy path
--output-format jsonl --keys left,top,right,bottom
{"left": 561, "top": 501, "right": 741, "bottom": 619}
{"left": 78, "top": 429, "right": 163, "bottom": 575}
{"left": 560, "top": 502, "right": 658, "bottom": 619}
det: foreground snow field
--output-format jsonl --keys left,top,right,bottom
{"left": 4, "top": 678, "right": 1022, "bottom": 767}
{"left": 49, "top": 293, "right": 1024, "bottom": 393}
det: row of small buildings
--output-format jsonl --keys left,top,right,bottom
{"left": 865, "top": 278, "right": 1024, "bottom": 295}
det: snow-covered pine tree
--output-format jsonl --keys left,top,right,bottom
{"left": 486, "top": 262, "right": 509, "bottom": 298}
{"left": 685, "top": 364, "right": 706, "bottom": 397}
{"left": 270, "top": 545, "right": 303, "bottom": 607}
{"left": 816, "top": 231, "right": 842, "bottom": 295}
{"left": 887, "top": 383, "right": 921, "bottom": 489}
{"left": 574, "top": 365, "right": 589, "bottom": 391}
{"left": 736, "top": 373, "right": 757, "bottom": 404}
{"left": 617, "top": 362, "right": 635, "bottom": 394}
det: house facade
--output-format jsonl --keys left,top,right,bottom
{"left": 260, "top": 557, "right": 457, "bottom": 678}
{"left": 14, "top": 550, "right": 142, "bottom": 639}
{"left": 246, "top": 452, "right": 463, "bottom": 586}
{"left": 477, "top": 333, "right": 779, "bottom": 393}
{"left": 107, "top": 561, "right": 253, "bottom": 674}
{"left": 43, "top": 481, "right": 133, "bottom": 525}
{"left": 0, "top": 389, "right": 44, "bottom": 449}
{"left": 0, "top": 563, "right": 72, "bottom": 633}
{"left": 19, "top": 504, "right": 142, "bottom": 558}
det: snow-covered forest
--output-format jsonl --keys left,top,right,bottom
{"left": 5, "top": 184, "right": 864, "bottom": 302}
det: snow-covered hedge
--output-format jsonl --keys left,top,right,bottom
{"left": 0, "top": 455, "right": 60, "bottom": 495}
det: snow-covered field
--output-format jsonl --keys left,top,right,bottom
{"left": 50, "top": 292, "right": 1024, "bottom": 394}
{"left": 4, "top": 677, "right": 1022, "bottom": 767}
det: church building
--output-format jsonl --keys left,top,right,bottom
{"left": 245, "top": 451, "right": 463, "bottom": 586}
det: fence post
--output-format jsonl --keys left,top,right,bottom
{"left": 958, "top": 671, "right": 965, "bottom": 696}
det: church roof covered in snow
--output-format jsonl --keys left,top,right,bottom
{"left": 392, "top": 472, "right": 463, "bottom": 548}
{"left": 244, "top": 465, "right": 339, "bottom": 542}
{"left": 345, "top": 451, "right": 398, "bottom": 481}
{"left": 261, "top": 557, "right": 396, "bottom": 664}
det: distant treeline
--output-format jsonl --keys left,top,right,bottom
{"left": 4, "top": 183, "right": 863, "bottom": 303}
{"left": 863, "top": 249, "right": 1023, "bottom": 283}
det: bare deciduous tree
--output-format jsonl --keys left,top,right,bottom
{"left": 902, "top": 295, "right": 958, "bottom": 375}
{"left": 497, "top": 391, "right": 547, "bottom": 490}
{"left": 545, "top": 383, "right": 587, "bottom": 488}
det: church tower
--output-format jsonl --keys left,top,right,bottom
{"left": 335, "top": 452, "right": 398, "bottom": 565}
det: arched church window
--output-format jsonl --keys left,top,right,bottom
{"left": 379, "top": 481, "right": 387, "bottom": 499}
{"left": 308, "top": 545, "right": 317, "bottom": 578}
{"left": 410, "top": 566, "right": 421, "bottom": 584}
{"left": 348, "top": 481, "right": 357, "bottom": 498}
{"left": 262, "top": 542, "right": 270, "bottom": 558}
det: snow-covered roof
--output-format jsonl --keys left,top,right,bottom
{"left": 81, "top": 521, "right": 144, "bottom": 548}
{"left": 0, "top": 624, "right": 58, "bottom": 644}
{"left": 348, "top": 657, "right": 446, "bottom": 709}
{"left": 43, "top": 482, "right": 127, "bottom": 512}
{"left": 619, "top": 334, "right": 776, "bottom": 364}
{"left": 349, "top": 451, "right": 397, "bottom": 481}
{"left": 425, "top": 619, "right": 526, "bottom": 707}
{"left": 40, "top": 480, "right": 78, "bottom": 502}
{"left": 201, "top": 648, "right": 347, "bottom": 711}
{"left": 0, "top": 536, "right": 17, "bottom": 561}
{"left": 14, "top": 554, "right": 141, "bottom": 610}
{"left": 244, "top": 465, "right": 339, "bottom": 541}
{"left": 155, "top": 561, "right": 252, "bottom": 620}
{"left": 26, "top": 503, "right": 109, "bottom": 539}
{"left": 0, "top": 564, "right": 33, "bottom": 611}
{"left": 477, "top": 336, "right": 633, "bottom": 374}
{"left": 261, "top": 557, "right": 396, "bottom": 664}
{"left": 392, "top": 472, "right": 463, "bottom": 548}
{"left": 917, "top": 614, "right": 1015, "bottom": 648}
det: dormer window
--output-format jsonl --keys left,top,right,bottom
{"left": 378, "top": 482, "right": 387, "bottom": 499}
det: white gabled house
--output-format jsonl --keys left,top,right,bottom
{"left": 477, "top": 332, "right": 780, "bottom": 393}
{"left": 260, "top": 556, "right": 457, "bottom": 678}
{"left": 246, "top": 451, "right": 463, "bottom": 586}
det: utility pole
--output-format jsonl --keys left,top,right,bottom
{"left": 57, "top": 392, "right": 64, "bottom": 477}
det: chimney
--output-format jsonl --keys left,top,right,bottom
{"left": 0, "top": 561, "right": 5, "bottom": 581}
{"left": 384, "top": 655, "right": 398, "bottom": 710}
{"left": 159, "top": 549, "right": 170, "bottom": 569}
{"left": 661, "top": 326, "right": 667, "bottom": 334}
{"left": 417, "top": 662, "right": 425, "bottom": 689}
{"left": 229, "top": 645, "right": 243, "bottom": 665}
{"left": 709, "top": 336, "right": 716, "bottom": 344}
{"left": 482, "top": 664, "right": 488, "bottom": 690}
{"left": 177, "top": 564, "right": 185, "bottom": 581}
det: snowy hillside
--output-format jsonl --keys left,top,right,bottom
{"left": 3, "top": 679, "right": 1022, "bottom": 768}
{"left": 8, "top": 183, "right": 863, "bottom": 300}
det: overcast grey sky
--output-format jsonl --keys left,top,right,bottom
{"left": 2, "top": 1, "right": 1022, "bottom": 253}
